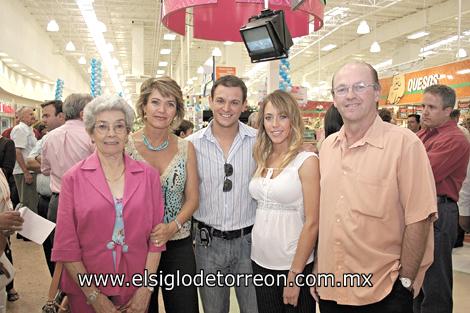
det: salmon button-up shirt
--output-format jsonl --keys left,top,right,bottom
{"left": 317, "top": 116, "right": 437, "bottom": 305}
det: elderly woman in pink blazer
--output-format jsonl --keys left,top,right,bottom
{"left": 52, "top": 95, "right": 165, "bottom": 313}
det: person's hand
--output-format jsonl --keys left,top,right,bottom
{"left": 151, "top": 223, "right": 175, "bottom": 247}
{"left": 119, "top": 287, "right": 151, "bottom": 313}
{"left": 24, "top": 172, "right": 33, "bottom": 184}
{"left": 283, "top": 272, "right": 300, "bottom": 307}
{"left": 90, "top": 293, "right": 119, "bottom": 313}
{"left": 0, "top": 211, "right": 24, "bottom": 232}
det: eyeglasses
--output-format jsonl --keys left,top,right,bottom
{"left": 94, "top": 122, "right": 128, "bottom": 135}
{"left": 332, "top": 82, "right": 377, "bottom": 97}
{"left": 223, "top": 163, "right": 233, "bottom": 192}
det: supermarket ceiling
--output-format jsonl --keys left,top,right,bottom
{"left": 14, "top": 0, "right": 470, "bottom": 102}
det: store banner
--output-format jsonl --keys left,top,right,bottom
{"left": 215, "top": 67, "right": 236, "bottom": 80}
{"left": 380, "top": 59, "right": 470, "bottom": 106}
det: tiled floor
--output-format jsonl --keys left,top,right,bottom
{"left": 5, "top": 237, "right": 470, "bottom": 312}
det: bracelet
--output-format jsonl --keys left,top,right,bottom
{"left": 289, "top": 269, "right": 301, "bottom": 275}
{"left": 174, "top": 218, "right": 182, "bottom": 231}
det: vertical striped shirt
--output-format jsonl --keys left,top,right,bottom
{"left": 188, "top": 121, "right": 257, "bottom": 231}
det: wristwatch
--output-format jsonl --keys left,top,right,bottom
{"left": 86, "top": 289, "right": 100, "bottom": 304}
{"left": 399, "top": 277, "right": 413, "bottom": 289}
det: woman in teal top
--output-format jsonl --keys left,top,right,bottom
{"left": 126, "top": 76, "right": 199, "bottom": 313}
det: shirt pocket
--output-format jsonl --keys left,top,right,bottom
{"left": 351, "top": 174, "right": 387, "bottom": 219}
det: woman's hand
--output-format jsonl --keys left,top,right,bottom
{"left": 0, "top": 211, "right": 23, "bottom": 232}
{"left": 90, "top": 293, "right": 119, "bottom": 313}
{"left": 119, "top": 287, "right": 152, "bottom": 313}
{"left": 283, "top": 272, "right": 301, "bottom": 307}
{"left": 151, "top": 222, "right": 176, "bottom": 247}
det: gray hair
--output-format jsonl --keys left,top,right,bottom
{"left": 63, "top": 93, "right": 93, "bottom": 120}
{"left": 16, "top": 106, "right": 33, "bottom": 119}
{"left": 83, "top": 95, "right": 135, "bottom": 134}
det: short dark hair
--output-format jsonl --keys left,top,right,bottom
{"left": 450, "top": 109, "right": 461, "bottom": 119}
{"left": 41, "top": 100, "right": 63, "bottom": 115}
{"left": 174, "top": 119, "right": 194, "bottom": 136}
{"left": 423, "top": 84, "right": 456, "bottom": 110}
{"left": 378, "top": 108, "right": 392, "bottom": 123}
{"left": 408, "top": 114, "right": 420, "bottom": 124}
{"left": 211, "top": 75, "right": 247, "bottom": 103}
{"left": 324, "top": 106, "right": 343, "bottom": 138}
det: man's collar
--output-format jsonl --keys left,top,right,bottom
{"left": 334, "top": 115, "right": 384, "bottom": 149}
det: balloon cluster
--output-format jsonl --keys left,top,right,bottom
{"left": 279, "top": 58, "right": 292, "bottom": 92}
{"left": 55, "top": 79, "right": 64, "bottom": 100}
{"left": 90, "top": 58, "right": 102, "bottom": 97}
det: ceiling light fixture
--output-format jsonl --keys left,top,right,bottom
{"left": 456, "top": 48, "right": 468, "bottom": 58}
{"left": 158, "top": 61, "right": 168, "bottom": 67}
{"left": 2, "top": 58, "right": 13, "bottom": 63}
{"left": 212, "top": 47, "right": 222, "bottom": 57}
{"left": 65, "top": 41, "right": 76, "bottom": 51}
{"left": 419, "top": 50, "right": 436, "bottom": 58}
{"left": 224, "top": 41, "right": 234, "bottom": 46}
{"left": 11, "top": 64, "right": 19, "bottom": 68}
{"left": 370, "top": 41, "right": 381, "bottom": 53}
{"left": 197, "top": 66, "right": 204, "bottom": 74}
{"left": 160, "top": 49, "right": 171, "bottom": 55}
{"left": 47, "top": 20, "right": 59, "bottom": 32}
{"left": 357, "top": 20, "right": 370, "bottom": 35}
{"left": 457, "top": 69, "right": 470, "bottom": 75}
{"left": 456, "top": 0, "right": 466, "bottom": 59}
{"left": 163, "top": 33, "right": 177, "bottom": 41}
{"left": 421, "top": 35, "right": 458, "bottom": 53}
{"left": 0, "top": 52, "right": 8, "bottom": 57}
{"left": 374, "top": 59, "right": 393, "bottom": 70}
{"left": 78, "top": 56, "right": 87, "bottom": 64}
{"left": 321, "top": 44, "right": 337, "bottom": 51}
{"left": 407, "top": 31, "right": 430, "bottom": 40}
{"left": 75, "top": 0, "right": 122, "bottom": 94}
{"left": 156, "top": 69, "right": 165, "bottom": 75}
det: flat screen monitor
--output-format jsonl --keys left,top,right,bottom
{"left": 244, "top": 26, "right": 276, "bottom": 55}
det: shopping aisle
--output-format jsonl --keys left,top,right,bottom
{"left": 5, "top": 237, "right": 470, "bottom": 313}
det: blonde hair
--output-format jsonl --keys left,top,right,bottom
{"left": 135, "top": 76, "right": 185, "bottom": 129}
{"left": 253, "top": 90, "right": 304, "bottom": 177}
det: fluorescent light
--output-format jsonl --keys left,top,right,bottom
{"left": 197, "top": 66, "right": 204, "bottom": 74}
{"left": 457, "top": 69, "right": 470, "bottom": 75}
{"left": 419, "top": 50, "right": 436, "bottom": 57}
{"left": 160, "top": 49, "right": 171, "bottom": 55}
{"left": 107, "top": 43, "right": 114, "bottom": 52}
{"left": 10, "top": 64, "right": 19, "bottom": 68}
{"left": 421, "top": 35, "right": 458, "bottom": 52}
{"left": 158, "top": 61, "right": 168, "bottom": 67}
{"left": 187, "top": 79, "right": 194, "bottom": 85}
{"left": 20, "top": 69, "right": 26, "bottom": 72}
{"left": 0, "top": 53, "right": 8, "bottom": 57}
{"left": 374, "top": 59, "right": 393, "bottom": 70}
{"left": 357, "top": 20, "right": 370, "bottom": 35}
{"left": 321, "top": 44, "right": 337, "bottom": 51}
{"left": 464, "top": 30, "right": 470, "bottom": 36}
{"left": 96, "top": 20, "right": 107, "bottom": 33}
{"left": 78, "top": 56, "right": 87, "bottom": 64}
{"left": 75, "top": 0, "right": 122, "bottom": 93}
{"left": 224, "top": 41, "right": 234, "bottom": 46}
{"left": 212, "top": 47, "right": 222, "bottom": 57}
{"left": 457, "top": 48, "right": 468, "bottom": 58}
{"left": 163, "top": 33, "right": 177, "bottom": 41}
{"left": 192, "top": 76, "right": 198, "bottom": 80}
{"left": 156, "top": 70, "right": 165, "bottom": 75}
{"left": 370, "top": 41, "right": 381, "bottom": 53}
{"left": 2, "top": 58, "right": 13, "bottom": 63}
{"left": 65, "top": 41, "right": 76, "bottom": 51}
{"left": 47, "top": 20, "right": 59, "bottom": 32}
{"left": 407, "top": 31, "right": 429, "bottom": 40}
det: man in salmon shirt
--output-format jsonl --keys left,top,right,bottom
{"left": 316, "top": 61, "right": 437, "bottom": 313}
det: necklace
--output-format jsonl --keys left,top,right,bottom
{"left": 105, "top": 167, "right": 125, "bottom": 182}
{"left": 142, "top": 133, "right": 169, "bottom": 151}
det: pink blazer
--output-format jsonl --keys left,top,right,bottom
{"left": 52, "top": 152, "right": 165, "bottom": 298}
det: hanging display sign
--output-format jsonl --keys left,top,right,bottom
{"left": 379, "top": 59, "right": 470, "bottom": 106}
{"left": 215, "top": 66, "right": 236, "bottom": 80}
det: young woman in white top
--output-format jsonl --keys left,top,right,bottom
{"left": 249, "top": 90, "right": 320, "bottom": 313}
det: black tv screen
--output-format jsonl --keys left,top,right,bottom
{"left": 243, "top": 26, "right": 275, "bottom": 55}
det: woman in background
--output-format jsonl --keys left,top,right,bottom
{"left": 126, "top": 77, "right": 199, "bottom": 313}
{"left": 173, "top": 119, "right": 194, "bottom": 138}
{"left": 249, "top": 90, "right": 320, "bottom": 313}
